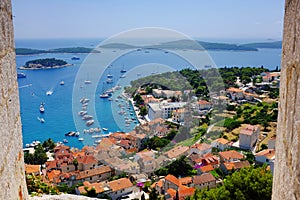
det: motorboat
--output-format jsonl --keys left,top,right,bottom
{"left": 107, "top": 74, "right": 113, "bottom": 78}
{"left": 82, "top": 115, "right": 93, "bottom": 120}
{"left": 100, "top": 93, "right": 110, "bottom": 98}
{"left": 60, "top": 81, "right": 65, "bottom": 85}
{"left": 65, "top": 131, "right": 76, "bottom": 136}
{"left": 39, "top": 103, "right": 45, "bottom": 113}
{"left": 71, "top": 56, "right": 80, "bottom": 60}
{"left": 75, "top": 132, "right": 80, "bottom": 137}
{"left": 63, "top": 139, "right": 68, "bottom": 143}
{"left": 120, "top": 74, "right": 126, "bottom": 78}
{"left": 102, "top": 127, "right": 108, "bottom": 131}
{"left": 17, "top": 73, "right": 26, "bottom": 78}
{"left": 106, "top": 78, "right": 113, "bottom": 84}
{"left": 78, "top": 110, "right": 87, "bottom": 116}
{"left": 78, "top": 138, "right": 84, "bottom": 141}
{"left": 86, "top": 120, "right": 94, "bottom": 126}
{"left": 84, "top": 80, "right": 92, "bottom": 84}
{"left": 46, "top": 90, "right": 53, "bottom": 96}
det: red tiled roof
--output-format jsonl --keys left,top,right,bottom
{"left": 214, "top": 138, "right": 230, "bottom": 145}
{"left": 108, "top": 178, "right": 133, "bottom": 192}
{"left": 191, "top": 143, "right": 211, "bottom": 151}
{"left": 222, "top": 160, "right": 250, "bottom": 170}
{"left": 166, "top": 188, "right": 177, "bottom": 199}
{"left": 77, "top": 155, "right": 97, "bottom": 165}
{"left": 179, "top": 187, "right": 195, "bottom": 199}
{"left": 219, "top": 150, "right": 244, "bottom": 160}
{"left": 256, "top": 149, "right": 275, "bottom": 159}
{"left": 165, "top": 174, "right": 180, "bottom": 186}
{"left": 193, "top": 173, "right": 216, "bottom": 185}
{"left": 179, "top": 177, "right": 193, "bottom": 185}
{"left": 78, "top": 166, "right": 111, "bottom": 179}
{"left": 200, "top": 165, "right": 214, "bottom": 173}
{"left": 198, "top": 100, "right": 211, "bottom": 105}
{"left": 227, "top": 87, "right": 243, "bottom": 93}
{"left": 25, "top": 164, "right": 40, "bottom": 174}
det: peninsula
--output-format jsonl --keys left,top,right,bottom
{"left": 19, "top": 58, "right": 72, "bottom": 70}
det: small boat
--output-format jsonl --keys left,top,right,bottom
{"left": 78, "top": 110, "right": 87, "bottom": 116}
{"left": 94, "top": 127, "right": 101, "bottom": 132}
{"left": 120, "top": 74, "right": 126, "bottom": 78}
{"left": 39, "top": 103, "right": 45, "bottom": 113}
{"left": 86, "top": 120, "right": 94, "bottom": 126}
{"left": 75, "top": 132, "right": 80, "bottom": 137}
{"left": 84, "top": 80, "right": 92, "bottom": 84}
{"left": 102, "top": 127, "right": 108, "bottom": 131}
{"left": 78, "top": 138, "right": 84, "bottom": 141}
{"left": 60, "top": 81, "right": 65, "bottom": 85}
{"left": 92, "top": 135, "right": 102, "bottom": 138}
{"left": 63, "top": 139, "right": 68, "bottom": 143}
{"left": 17, "top": 73, "right": 26, "bottom": 78}
{"left": 80, "top": 98, "right": 89, "bottom": 104}
{"left": 46, "top": 90, "right": 53, "bottom": 96}
{"left": 108, "top": 98, "right": 113, "bottom": 101}
{"left": 89, "top": 128, "right": 95, "bottom": 133}
{"left": 71, "top": 56, "right": 80, "bottom": 60}
{"left": 107, "top": 74, "right": 113, "bottom": 78}
{"left": 82, "top": 115, "right": 93, "bottom": 120}
{"left": 37, "top": 117, "right": 45, "bottom": 123}
{"left": 120, "top": 66, "right": 126, "bottom": 73}
{"left": 100, "top": 93, "right": 110, "bottom": 98}
{"left": 65, "top": 131, "right": 76, "bottom": 136}
{"left": 106, "top": 78, "right": 113, "bottom": 84}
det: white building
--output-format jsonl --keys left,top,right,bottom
{"left": 147, "top": 101, "right": 186, "bottom": 120}
{"left": 239, "top": 125, "right": 260, "bottom": 150}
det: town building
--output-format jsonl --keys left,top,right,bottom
{"left": 239, "top": 125, "right": 260, "bottom": 150}
{"left": 147, "top": 101, "right": 186, "bottom": 120}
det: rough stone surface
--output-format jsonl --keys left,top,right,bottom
{"left": 0, "top": 0, "right": 28, "bottom": 199}
{"left": 272, "top": 0, "right": 300, "bottom": 199}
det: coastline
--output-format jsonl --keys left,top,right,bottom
{"left": 121, "top": 90, "right": 148, "bottom": 125}
{"left": 18, "top": 63, "right": 73, "bottom": 70}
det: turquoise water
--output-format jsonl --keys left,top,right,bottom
{"left": 16, "top": 39, "right": 282, "bottom": 148}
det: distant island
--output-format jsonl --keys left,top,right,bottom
{"left": 19, "top": 58, "right": 72, "bottom": 70}
{"left": 15, "top": 41, "right": 282, "bottom": 55}
{"left": 99, "top": 40, "right": 282, "bottom": 51}
{"left": 15, "top": 47, "right": 101, "bottom": 55}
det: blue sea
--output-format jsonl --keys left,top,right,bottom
{"left": 16, "top": 38, "right": 282, "bottom": 148}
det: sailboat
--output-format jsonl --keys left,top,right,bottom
{"left": 120, "top": 65, "right": 127, "bottom": 73}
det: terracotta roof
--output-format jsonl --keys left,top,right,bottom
{"left": 222, "top": 160, "right": 250, "bottom": 170}
{"left": 119, "top": 139, "right": 131, "bottom": 147}
{"left": 256, "top": 149, "right": 275, "bottom": 159}
{"left": 166, "top": 188, "right": 177, "bottom": 199}
{"left": 78, "top": 166, "right": 111, "bottom": 179}
{"left": 193, "top": 173, "right": 216, "bottom": 185}
{"left": 200, "top": 165, "right": 214, "bottom": 173}
{"left": 46, "top": 160, "right": 58, "bottom": 169}
{"left": 108, "top": 178, "right": 133, "bottom": 192}
{"left": 227, "top": 87, "right": 243, "bottom": 93}
{"left": 179, "top": 187, "right": 195, "bottom": 199}
{"left": 198, "top": 100, "right": 211, "bottom": 105}
{"left": 219, "top": 150, "right": 244, "bottom": 160}
{"left": 77, "top": 181, "right": 106, "bottom": 194}
{"left": 47, "top": 170, "right": 61, "bottom": 181}
{"left": 165, "top": 145, "right": 189, "bottom": 159}
{"left": 179, "top": 177, "right": 193, "bottom": 185}
{"left": 77, "top": 155, "right": 98, "bottom": 165}
{"left": 191, "top": 143, "right": 211, "bottom": 151}
{"left": 165, "top": 174, "right": 180, "bottom": 186}
{"left": 25, "top": 164, "right": 40, "bottom": 174}
{"left": 214, "top": 138, "right": 230, "bottom": 145}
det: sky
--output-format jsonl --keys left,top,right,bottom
{"left": 12, "top": 0, "right": 285, "bottom": 41}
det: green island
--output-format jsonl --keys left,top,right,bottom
{"left": 19, "top": 58, "right": 72, "bottom": 70}
{"left": 15, "top": 47, "right": 101, "bottom": 55}
{"left": 100, "top": 40, "right": 282, "bottom": 51}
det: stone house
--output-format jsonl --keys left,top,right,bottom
{"left": 239, "top": 125, "right": 260, "bottom": 150}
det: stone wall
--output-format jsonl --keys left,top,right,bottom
{"left": 272, "top": 0, "right": 300, "bottom": 199}
{"left": 0, "top": 0, "right": 28, "bottom": 199}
